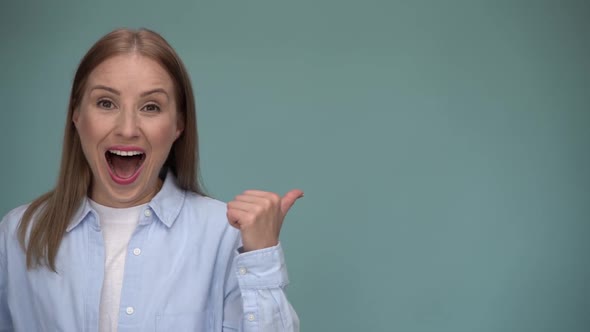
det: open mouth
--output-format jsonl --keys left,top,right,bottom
{"left": 105, "top": 149, "right": 146, "bottom": 184}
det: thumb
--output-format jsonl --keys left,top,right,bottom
{"left": 280, "top": 189, "right": 304, "bottom": 215}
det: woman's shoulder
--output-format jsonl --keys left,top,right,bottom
{"left": 0, "top": 204, "right": 31, "bottom": 235}
{"left": 180, "top": 193, "right": 235, "bottom": 233}
{"left": 185, "top": 192, "right": 227, "bottom": 213}
{"left": 158, "top": 173, "right": 227, "bottom": 218}
{"left": 0, "top": 204, "right": 33, "bottom": 255}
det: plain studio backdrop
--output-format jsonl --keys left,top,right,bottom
{"left": 1, "top": 1, "right": 589, "bottom": 331}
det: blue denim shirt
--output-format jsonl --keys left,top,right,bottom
{"left": 0, "top": 173, "right": 299, "bottom": 331}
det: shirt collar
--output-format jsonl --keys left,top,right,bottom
{"left": 67, "top": 198, "right": 92, "bottom": 232}
{"left": 66, "top": 171, "right": 186, "bottom": 232}
{"left": 147, "top": 171, "right": 186, "bottom": 228}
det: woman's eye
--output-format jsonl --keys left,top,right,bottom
{"left": 97, "top": 99, "right": 114, "bottom": 109}
{"left": 142, "top": 104, "right": 161, "bottom": 112}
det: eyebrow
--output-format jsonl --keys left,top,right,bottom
{"left": 90, "top": 85, "right": 169, "bottom": 98}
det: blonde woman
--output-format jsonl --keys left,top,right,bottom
{"left": 0, "top": 28, "right": 302, "bottom": 332}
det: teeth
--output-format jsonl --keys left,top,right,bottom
{"left": 109, "top": 150, "right": 144, "bottom": 157}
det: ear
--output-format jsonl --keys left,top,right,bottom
{"left": 175, "top": 113, "right": 185, "bottom": 140}
{"left": 72, "top": 108, "right": 80, "bottom": 127}
{"left": 175, "top": 127, "right": 183, "bottom": 140}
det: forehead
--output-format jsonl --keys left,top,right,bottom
{"left": 87, "top": 54, "right": 174, "bottom": 93}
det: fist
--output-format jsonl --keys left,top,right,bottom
{"left": 227, "top": 189, "right": 303, "bottom": 252}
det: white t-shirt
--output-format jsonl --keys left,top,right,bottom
{"left": 89, "top": 200, "right": 146, "bottom": 332}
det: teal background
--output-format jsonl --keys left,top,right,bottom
{"left": 1, "top": 1, "right": 589, "bottom": 331}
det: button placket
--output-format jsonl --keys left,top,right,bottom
{"left": 118, "top": 215, "right": 149, "bottom": 325}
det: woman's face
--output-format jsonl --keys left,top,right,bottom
{"left": 73, "top": 54, "right": 183, "bottom": 208}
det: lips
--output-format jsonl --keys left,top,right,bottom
{"left": 105, "top": 147, "right": 146, "bottom": 185}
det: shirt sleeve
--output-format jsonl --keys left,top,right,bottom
{"left": 0, "top": 220, "right": 14, "bottom": 332}
{"left": 223, "top": 243, "right": 300, "bottom": 332}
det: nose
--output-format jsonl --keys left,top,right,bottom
{"left": 114, "top": 109, "right": 141, "bottom": 139}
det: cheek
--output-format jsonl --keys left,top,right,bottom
{"left": 156, "top": 121, "right": 177, "bottom": 144}
{"left": 75, "top": 113, "right": 104, "bottom": 152}
{"left": 151, "top": 122, "right": 180, "bottom": 151}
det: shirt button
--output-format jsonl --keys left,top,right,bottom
{"left": 247, "top": 313, "right": 256, "bottom": 322}
{"left": 133, "top": 248, "right": 141, "bottom": 256}
{"left": 126, "top": 306, "right": 135, "bottom": 315}
{"left": 239, "top": 267, "right": 247, "bottom": 275}
{"left": 144, "top": 209, "right": 152, "bottom": 217}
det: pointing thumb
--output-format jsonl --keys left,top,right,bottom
{"left": 280, "top": 189, "right": 304, "bottom": 215}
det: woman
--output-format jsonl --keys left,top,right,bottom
{"left": 0, "top": 28, "right": 302, "bottom": 331}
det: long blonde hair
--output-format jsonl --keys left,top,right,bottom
{"left": 18, "top": 28, "right": 205, "bottom": 271}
